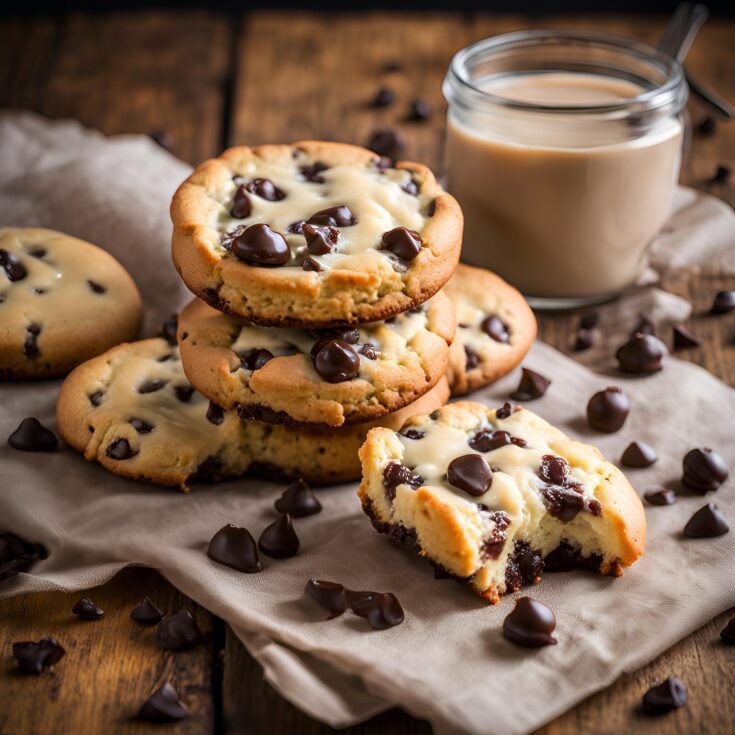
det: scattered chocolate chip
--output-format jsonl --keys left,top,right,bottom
{"left": 642, "top": 677, "right": 688, "bottom": 714}
{"left": 709, "top": 164, "right": 731, "bottom": 185}
{"left": 616, "top": 332, "right": 666, "bottom": 374}
{"left": 633, "top": 315, "right": 656, "bottom": 336}
{"left": 130, "top": 596, "right": 164, "bottom": 625}
{"left": 302, "top": 255, "right": 322, "bottom": 272}
{"left": 8, "top": 417, "right": 57, "bottom": 452}
{"left": 464, "top": 345, "right": 480, "bottom": 370}
{"left": 230, "top": 224, "right": 290, "bottom": 267}
{"left": 308, "top": 205, "right": 357, "bottom": 228}
{"left": 206, "top": 402, "right": 225, "bottom": 425}
{"left": 367, "top": 128, "right": 405, "bottom": 161}
{"left": 303, "top": 223, "right": 339, "bottom": 255}
{"left": 350, "top": 591, "right": 404, "bottom": 630}
{"left": 502, "top": 596, "right": 557, "bottom": 648}
{"left": 621, "top": 441, "right": 657, "bottom": 468}
{"left": 579, "top": 311, "right": 599, "bottom": 330}
{"left": 207, "top": 524, "right": 262, "bottom": 573}
{"left": 511, "top": 367, "right": 550, "bottom": 401}
{"left": 72, "top": 597, "right": 104, "bottom": 620}
{"left": 87, "top": 280, "right": 106, "bottom": 294}
{"left": 89, "top": 390, "right": 104, "bottom": 407}
{"left": 573, "top": 329, "right": 595, "bottom": 351}
{"left": 682, "top": 447, "right": 728, "bottom": 493}
{"left": 360, "top": 343, "right": 379, "bottom": 360}
{"left": 401, "top": 428, "right": 425, "bottom": 440}
{"left": 239, "top": 348, "right": 274, "bottom": 371}
{"left": 138, "top": 682, "right": 188, "bottom": 722}
{"left": 24, "top": 323, "right": 41, "bottom": 359}
{"left": 305, "top": 579, "right": 347, "bottom": 619}
{"left": 313, "top": 338, "right": 360, "bottom": 383}
{"left": 12, "top": 637, "right": 65, "bottom": 674}
{"left": 106, "top": 438, "right": 135, "bottom": 460}
{"left": 138, "top": 379, "right": 168, "bottom": 394}
{"left": 697, "top": 116, "right": 716, "bottom": 136}
{"left": 383, "top": 461, "right": 424, "bottom": 500}
{"left": 720, "top": 618, "right": 735, "bottom": 644}
{"left": 684, "top": 503, "right": 729, "bottom": 538}
{"left": 380, "top": 227, "right": 422, "bottom": 261}
{"left": 447, "top": 454, "right": 493, "bottom": 497}
{"left": 408, "top": 98, "right": 431, "bottom": 121}
{"left": 155, "top": 611, "right": 204, "bottom": 651}
{"left": 672, "top": 323, "right": 700, "bottom": 349}
{"left": 372, "top": 87, "right": 395, "bottom": 107}
{"left": 0, "top": 533, "right": 47, "bottom": 582}
{"left": 245, "top": 178, "right": 286, "bottom": 201}
{"left": 161, "top": 314, "right": 178, "bottom": 346}
{"left": 587, "top": 387, "right": 630, "bottom": 432}
{"left": 644, "top": 488, "right": 676, "bottom": 506}
{"left": 275, "top": 479, "right": 322, "bottom": 517}
{"left": 230, "top": 185, "right": 252, "bottom": 218}
{"left": 300, "top": 162, "right": 329, "bottom": 183}
{"left": 481, "top": 315, "right": 510, "bottom": 343}
{"left": 174, "top": 385, "right": 195, "bottom": 403}
{"left": 496, "top": 402, "right": 512, "bottom": 420}
{"left": 710, "top": 290, "right": 735, "bottom": 315}
{"left": 0, "top": 249, "right": 27, "bottom": 281}
{"left": 258, "top": 514, "right": 300, "bottom": 559}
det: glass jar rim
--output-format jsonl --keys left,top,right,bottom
{"left": 446, "top": 30, "right": 686, "bottom": 115}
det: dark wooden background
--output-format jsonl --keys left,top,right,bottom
{"left": 0, "top": 10, "right": 733, "bottom": 735}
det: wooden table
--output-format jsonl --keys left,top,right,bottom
{"left": 1, "top": 10, "right": 733, "bottom": 735}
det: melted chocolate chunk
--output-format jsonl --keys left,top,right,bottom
{"left": 383, "top": 461, "right": 424, "bottom": 500}
{"left": 447, "top": 454, "right": 493, "bottom": 497}
{"left": 683, "top": 503, "right": 729, "bottom": 538}
{"left": 138, "top": 379, "right": 168, "bottom": 394}
{"left": 302, "top": 256, "right": 322, "bottom": 272}
{"left": 207, "top": 524, "right": 262, "bottom": 572}
{"left": 401, "top": 428, "right": 425, "bottom": 440}
{"left": 24, "top": 323, "right": 41, "bottom": 358}
{"left": 360, "top": 343, "right": 379, "bottom": 360}
{"left": 573, "top": 328, "right": 595, "bottom": 352}
{"left": 0, "top": 249, "right": 27, "bottom": 281}
{"left": 538, "top": 455, "right": 599, "bottom": 521}
{"left": 130, "top": 596, "right": 164, "bottom": 625}
{"left": 160, "top": 314, "right": 178, "bottom": 346}
{"left": 230, "top": 185, "right": 252, "bottom": 218}
{"left": 408, "top": 98, "right": 431, "bottom": 121}
{"left": 372, "top": 86, "right": 395, "bottom": 107}
{"left": 258, "top": 514, "right": 300, "bottom": 559}
{"left": 682, "top": 448, "right": 728, "bottom": 493}
{"left": 616, "top": 333, "right": 666, "bottom": 374}
{"left": 239, "top": 348, "right": 274, "bottom": 371}
{"left": 275, "top": 479, "right": 322, "bottom": 517}
{"left": 129, "top": 418, "right": 153, "bottom": 434}
{"left": 300, "top": 162, "right": 329, "bottom": 183}
{"left": 72, "top": 597, "right": 104, "bottom": 620}
{"left": 464, "top": 345, "right": 480, "bottom": 370}
{"left": 586, "top": 387, "right": 630, "bottom": 433}
{"left": 350, "top": 591, "right": 404, "bottom": 630}
{"left": 480, "top": 511, "right": 510, "bottom": 560}
{"left": 305, "top": 579, "right": 347, "bottom": 619}
{"left": 155, "top": 611, "right": 204, "bottom": 651}
{"left": 230, "top": 224, "right": 290, "bottom": 267}
{"left": 8, "top": 417, "right": 57, "bottom": 452}
{"left": 87, "top": 280, "right": 106, "bottom": 294}
{"left": 644, "top": 488, "right": 676, "bottom": 506}
{"left": 381, "top": 227, "right": 422, "bottom": 261}
{"left": 720, "top": 618, "right": 735, "bottom": 644}
{"left": 89, "top": 391, "right": 104, "bottom": 407}
{"left": 481, "top": 315, "right": 509, "bottom": 343}
{"left": 502, "top": 597, "right": 557, "bottom": 648}
{"left": 366, "top": 128, "right": 405, "bottom": 161}
{"left": 0, "top": 533, "right": 47, "bottom": 582}
{"left": 495, "top": 402, "right": 512, "bottom": 420}
{"left": 303, "top": 223, "right": 339, "bottom": 255}
{"left": 468, "top": 429, "right": 525, "bottom": 452}
{"left": 642, "top": 677, "right": 688, "bottom": 714}
{"left": 538, "top": 455, "right": 570, "bottom": 485}
{"left": 244, "top": 177, "right": 286, "bottom": 201}
{"left": 511, "top": 367, "right": 550, "bottom": 401}
{"left": 308, "top": 205, "right": 356, "bottom": 227}
{"left": 710, "top": 290, "right": 735, "bottom": 315}
{"left": 621, "top": 441, "right": 657, "bottom": 468}
{"left": 106, "top": 438, "right": 135, "bottom": 460}
{"left": 206, "top": 401, "right": 225, "bottom": 425}
{"left": 12, "top": 637, "right": 65, "bottom": 674}
{"left": 672, "top": 324, "right": 700, "bottom": 350}
{"left": 138, "top": 682, "right": 188, "bottom": 722}
{"left": 286, "top": 220, "right": 306, "bottom": 235}
{"left": 313, "top": 338, "right": 360, "bottom": 383}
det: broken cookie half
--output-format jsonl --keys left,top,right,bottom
{"left": 358, "top": 401, "right": 645, "bottom": 603}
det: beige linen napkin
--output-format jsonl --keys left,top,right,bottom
{"left": 1, "top": 112, "right": 734, "bottom": 735}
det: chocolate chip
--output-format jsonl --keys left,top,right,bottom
{"left": 12, "top": 637, "right": 65, "bottom": 674}
{"left": 89, "top": 390, "right": 104, "bottom": 407}
{"left": 644, "top": 488, "right": 676, "bottom": 506}
{"left": 573, "top": 329, "right": 595, "bottom": 351}
{"left": 616, "top": 332, "right": 666, "bottom": 374}
{"left": 0, "top": 533, "right": 47, "bottom": 582}
{"left": 24, "top": 323, "right": 41, "bottom": 358}
{"left": 621, "top": 441, "right": 657, "bottom": 468}
{"left": 586, "top": 387, "right": 630, "bottom": 432}
{"left": 161, "top": 314, "right": 178, "bottom": 346}
{"left": 496, "top": 402, "right": 512, "bottom": 420}
{"left": 579, "top": 311, "right": 599, "bottom": 330}
{"left": 408, "top": 99, "right": 431, "bottom": 121}
{"left": 366, "top": 128, "right": 405, "bottom": 161}
{"left": 106, "top": 438, "right": 135, "bottom": 460}
{"left": 710, "top": 164, "right": 731, "bottom": 185}
{"left": 230, "top": 224, "right": 290, "bottom": 267}
{"left": 697, "top": 116, "right": 716, "bottom": 136}
{"left": 138, "top": 379, "right": 168, "bottom": 394}
{"left": 464, "top": 345, "right": 480, "bottom": 370}
{"left": 230, "top": 185, "right": 252, "bottom": 218}
{"left": 305, "top": 579, "right": 347, "bottom": 619}
{"left": 372, "top": 87, "right": 395, "bottom": 107}
{"left": 401, "top": 428, "right": 425, "bottom": 440}
{"left": 258, "top": 514, "right": 300, "bottom": 559}
{"left": 155, "top": 611, "right": 204, "bottom": 651}
{"left": 302, "top": 255, "right": 322, "bottom": 272}
{"left": 87, "top": 279, "right": 106, "bottom": 294}
{"left": 130, "top": 596, "right": 164, "bottom": 625}
{"left": 239, "top": 348, "right": 274, "bottom": 371}
{"left": 511, "top": 367, "right": 550, "bottom": 401}
{"left": 720, "top": 618, "right": 735, "bottom": 644}
{"left": 350, "top": 591, "right": 404, "bottom": 630}
{"left": 684, "top": 503, "right": 729, "bottom": 538}
{"left": 138, "top": 681, "right": 188, "bottom": 722}
{"left": 447, "top": 454, "right": 493, "bottom": 497}
{"left": 206, "top": 401, "right": 225, "bottom": 425}
{"left": 303, "top": 223, "right": 339, "bottom": 255}
{"left": 481, "top": 315, "right": 510, "bottom": 343}
{"left": 286, "top": 220, "right": 306, "bottom": 235}
{"left": 642, "top": 677, "right": 688, "bottom": 714}
{"left": 28, "top": 247, "right": 47, "bottom": 259}
{"left": 207, "top": 524, "right": 262, "bottom": 572}
{"left": 313, "top": 338, "right": 360, "bottom": 383}
{"left": 300, "top": 162, "right": 329, "bottom": 183}
{"left": 538, "top": 455, "right": 570, "bottom": 485}
{"left": 0, "top": 249, "right": 27, "bottom": 281}
{"left": 8, "top": 417, "right": 57, "bottom": 452}
{"left": 311, "top": 327, "right": 360, "bottom": 346}
{"left": 275, "top": 479, "right": 322, "bottom": 517}
{"left": 710, "top": 290, "right": 735, "bottom": 315}
{"left": 672, "top": 324, "right": 700, "bottom": 350}
{"left": 383, "top": 461, "right": 424, "bottom": 500}
{"left": 502, "top": 597, "right": 557, "bottom": 648}
{"left": 245, "top": 178, "right": 286, "bottom": 201}
{"left": 380, "top": 226, "right": 422, "bottom": 261}
{"left": 355, "top": 344, "right": 376, "bottom": 362}
{"left": 72, "top": 597, "right": 104, "bottom": 620}
{"left": 308, "top": 205, "right": 356, "bottom": 228}
{"left": 129, "top": 417, "right": 154, "bottom": 433}
{"left": 682, "top": 448, "right": 728, "bottom": 493}
{"left": 174, "top": 385, "right": 195, "bottom": 403}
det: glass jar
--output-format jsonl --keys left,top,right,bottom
{"left": 443, "top": 31, "right": 688, "bottom": 309}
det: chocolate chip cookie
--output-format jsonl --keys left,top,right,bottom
{"left": 177, "top": 291, "right": 455, "bottom": 427}
{"left": 57, "top": 338, "right": 450, "bottom": 488}
{"left": 171, "top": 141, "right": 462, "bottom": 327}
{"left": 358, "top": 401, "right": 645, "bottom": 603}
{"left": 0, "top": 228, "right": 142, "bottom": 379}
{"left": 444, "top": 264, "right": 536, "bottom": 396}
